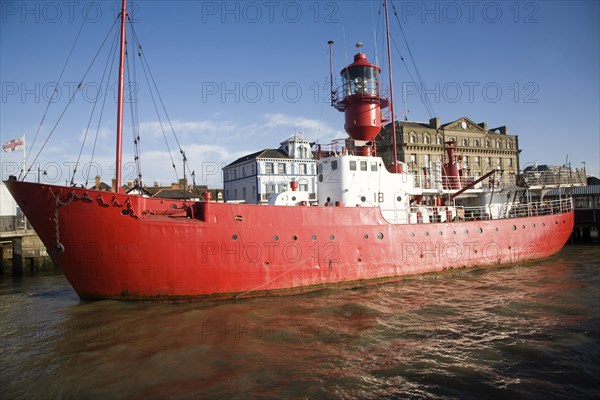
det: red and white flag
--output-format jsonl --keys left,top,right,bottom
{"left": 2, "top": 137, "right": 24, "bottom": 153}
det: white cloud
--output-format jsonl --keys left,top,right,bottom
{"left": 18, "top": 113, "right": 348, "bottom": 188}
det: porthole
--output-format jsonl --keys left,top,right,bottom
{"left": 364, "top": 234, "right": 369, "bottom": 239}
{"left": 292, "top": 235, "right": 298, "bottom": 241}
{"left": 329, "top": 235, "right": 335, "bottom": 240}
{"left": 273, "top": 235, "right": 279, "bottom": 241}
{"left": 311, "top": 235, "right": 317, "bottom": 241}
{"left": 396, "top": 196, "right": 402, "bottom": 202}
{"left": 465, "top": 229, "right": 469, "bottom": 234}
{"left": 452, "top": 230, "right": 456, "bottom": 235}
{"left": 232, "top": 234, "right": 238, "bottom": 240}
{"left": 522, "top": 225, "right": 526, "bottom": 229}
{"left": 410, "top": 232, "right": 415, "bottom": 237}
{"left": 532, "top": 223, "right": 536, "bottom": 228}
{"left": 360, "top": 196, "right": 366, "bottom": 202}
{"left": 121, "top": 210, "right": 130, "bottom": 216}
{"left": 479, "top": 228, "right": 483, "bottom": 234}
{"left": 438, "top": 231, "right": 443, "bottom": 236}
{"left": 377, "top": 232, "right": 384, "bottom": 240}
{"left": 292, "top": 196, "right": 297, "bottom": 201}
{"left": 425, "top": 232, "right": 429, "bottom": 237}
{"left": 170, "top": 204, "right": 178, "bottom": 209}
{"left": 512, "top": 225, "right": 517, "bottom": 231}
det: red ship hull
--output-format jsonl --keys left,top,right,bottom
{"left": 5, "top": 180, "right": 574, "bottom": 301}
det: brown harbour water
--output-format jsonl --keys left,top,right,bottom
{"left": 1, "top": 245, "right": 599, "bottom": 399}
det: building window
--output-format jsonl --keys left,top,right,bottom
{"left": 332, "top": 160, "right": 338, "bottom": 170}
{"left": 474, "top": 156, "right": 480, "bottom": 166}
{"left": 371, "top": 161, "right": 378, "bottom": 171}
{"left": 278, "top": 163, "right": 286, "bottom": 174}
{"left": 242, "top": 167, "right": 246, "bottom": 177}
{"left": 410, "top": 154, "right": 417, "bottom": 164}
{"left": 299, "top": 164, "right": 307, "bottom": 174}
{"left": 496, "top": 140, "right": 501, "bottom": 149}
{"left": 424, "top": 135, "right": 430, "bottom": 144}
{"left": 508, "top": 158, "right": 513, "bottom": 167}
{"left": 234, "top": 189, "right": 238, "bottom": 198}
{"left": 497, "top": 158, "right": 502, "bottom": 168}
{"left": 486, "top": 139, "right": 490, "bottom": 148}
{"left": 252, "top": 186, "right": 255, "bottom": 200}
{"left": 265, "top": 163, "right": 274, "bottom": 174}
{"left": 409, "top": 133, "right": 416, "bottom": 143}
{"left": 507, "top": 141, "right": 512, "bottom": 149}
{"left": 474, "top": 139, "right": 480, "bottom": 147}
{"left": 463, "top": 156, "right": 469, "bottom": 166}
{"left": 423, "top": 154, "right": 430, "bottom": 166}
{"left": 436, "top": 135, "right": 443, "bottom": 145}
{"left": 299, "top": 183, "right": 308, "bottom": 192}
{"left": 243, "top": 187, "right": 246, "bottom": 199}
{"left": 350, "top": 161, "right": 357, "bottom": 170}
{"left": 462, "top": 138, "right": 468, "bottom": 147}
{"left": 360, "top": 161, "right": 367, "bottom": 171}
{"left": 485, "top": 157, "right": 491, "bottom": 166}
{"left": 575, "top": 197, "right": 592, "bottom": 209}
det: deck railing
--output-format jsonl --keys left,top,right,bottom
{"left": 402, "top": 198, "right": 573, "bottom": 225}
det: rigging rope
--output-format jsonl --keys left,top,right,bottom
{"left": 126, "top": 21, "right": 143, "bottom": 188}
{"left": 72, "top": 25, "right": 121, "bottom": 186}
{"left": 86, "top": 31, "right": 120, "bottom": 187}
{"left": 21, "top": 15, "right": 89, "bottom": 180}
{"left": 128, "top": 17, "right": 189, "bottom": 185}
{"left": 22, "top": 17, "right": 120, "bottom": 182}
{"left": 390, "top": 0, "right": 437, "bottom": 119}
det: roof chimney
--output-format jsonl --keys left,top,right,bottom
{"left": 429, "top": 117, "right": 440, "bottom": 129}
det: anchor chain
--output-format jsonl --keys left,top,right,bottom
{"left": 54, "top": 198, "right": 65, "bottom": 255}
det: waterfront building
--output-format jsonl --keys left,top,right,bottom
{"left": 223, "top": 135, "right": 317, "bottom": 203}
{"left": 378, "top": 117, "right": 521, "bottom": 184}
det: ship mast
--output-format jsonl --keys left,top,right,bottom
{"left": 384, "top": 0, "right": 399, "bottom": 172}
{"left": 115, "top": 0, "right": 127, "bottom": 193}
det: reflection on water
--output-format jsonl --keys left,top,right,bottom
{"left": 1, "top": 246, "right": 599, "bottom": 399}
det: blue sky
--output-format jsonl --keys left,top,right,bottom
{"left": 1, "top": 0, "right": 598, "bottom": 188}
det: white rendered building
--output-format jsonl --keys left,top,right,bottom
{"left": 223, "top": 135, "right": 317, "bottom": 204}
